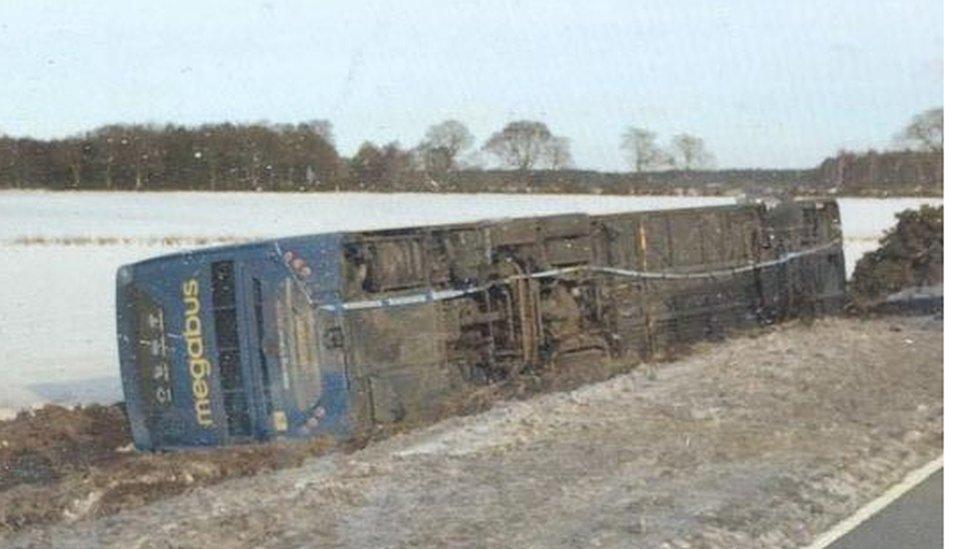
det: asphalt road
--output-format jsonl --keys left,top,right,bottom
{"left": 830, "top": 468, "right": 943, "bottom": 549}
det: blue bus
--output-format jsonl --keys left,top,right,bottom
{"left": 117, "top": 200, "right": 845, "bottom": 450}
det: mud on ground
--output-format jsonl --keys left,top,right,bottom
{"left": 0, "top": 404, "right": 347, "bottom": 535}
{"left": 1, "top": 316, "right": 942, "bottom": 548}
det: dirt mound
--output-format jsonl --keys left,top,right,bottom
{"left": 0, "top": 404, "right": 353, "bottom": 534}
{"left": 849, "top": 204, "right": 943, "bottom": 308}
{"left": 0, "top": 404, "right": 130, "bottom": 491}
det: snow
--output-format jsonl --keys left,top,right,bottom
{"left": 0, "top": 191, "right": 735, "bottom": 240}
{"left": 0, "top": 191, "right": 941, "bottom": 413}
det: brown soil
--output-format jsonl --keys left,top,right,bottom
{"left": 0, "top": 404, "right": 130, "bottom": 491}
{"left": 0, "top": 406, "right": 349, "bottom": 534}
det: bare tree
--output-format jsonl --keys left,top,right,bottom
{"left": 415, "top": 144, "right": 452, "bottom": 175}
{"left": 670, "top": 133, "right": 715, "bottom": 170}
{"left": 541, "top": 136, "right": 573, "bottom": 170}
{"left": 896, "top": 107, "right": 943, "bottom": 152}
{"left": 420, "top": 120, "right": 473, "bottom": 172}
{"left": 482, "top": 120, "right": 553, "bottom": 170}
{"left": 621, "top": 127, "right": 672, "bottom": 173}
{"left": 350, "top": 141, "right": 413, "bottom": 189}
{"left": 305, "top": 119, "right": 335, "bottom": 144}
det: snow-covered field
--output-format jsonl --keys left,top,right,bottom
{"left": 0, "top": 191, "right": 941, "bottom": 414}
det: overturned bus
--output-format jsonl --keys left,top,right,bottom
{"left": 117, "top": 200, "right": 846, "bottom": 450}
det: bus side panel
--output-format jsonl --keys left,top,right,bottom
{"left": 598, "top": 206, "right": 767, "bottom": 352}
{"left": 332, "top": 201, "right": 847, "bottom": 435}
{"left": 344, "top": 304, "right": 465, "bottom": 428}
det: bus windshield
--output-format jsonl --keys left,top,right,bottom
{"left": 274, "top": 277, "right": 325, "bottom": 411}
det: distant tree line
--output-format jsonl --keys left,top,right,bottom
{"left": 0, "top": 117, "right": 715, "bottom": 193}
{"left": 0, "top": 121, "right": 343, "bottom": 191}
{"left": 814, "top": 107, "right": 943, "bottom": 194}
{"left": 431, "top": 168, "right": 815, "bottom": 196}
{"left": 816, "top": 150, "right": 943, "bottom": 193}
{"left": 0, "top": 116, "right": 719, "bottom": 192}
{"left": 0, "top": 108, "right": 942, "bottom": 196}
{"left": 0, "top": 118, "right": 579, "bottom": 191}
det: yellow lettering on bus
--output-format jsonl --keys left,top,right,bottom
{"left": 182, "top": 279, "right": 213, "bottom": 427}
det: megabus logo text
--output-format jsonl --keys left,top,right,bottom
{"left": 182, "top": 279, "right": 214, "bottom": 426}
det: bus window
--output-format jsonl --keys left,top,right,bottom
{"left": 274, "top": 277, "right": 324, "bottom": 411}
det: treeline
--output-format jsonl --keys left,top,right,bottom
{"left": 0, "top": 127, "right": 721, "bottom": 195}
{"left": 809, "top": 108, "right": 942, "bottom": 195}
{"left": 0, "top": 121, "right": 811, "bottom": 195}
{"left": 0, "top": 122, "right": 343, "bottom": 191}
{"left": 0, "top": 118, "right": 720, "bottom": 193}
{"left": 0, "top": 107, "right": 943, "bottom": 195}
{"left": 427, "top": 169, "right": 817, "bottom": 195}
{"left": 816, "top": 150, "right": 943, "bottom": 194}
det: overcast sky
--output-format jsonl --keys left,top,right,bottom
{"left": 0, "top": 0, "right": 942, "bottom": 170}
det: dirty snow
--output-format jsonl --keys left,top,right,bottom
{"left": 3, "top": 317, "right": 942, "bottom": 548}
{"left": 0, "top": 191, "right": 941, "bottom": 413}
